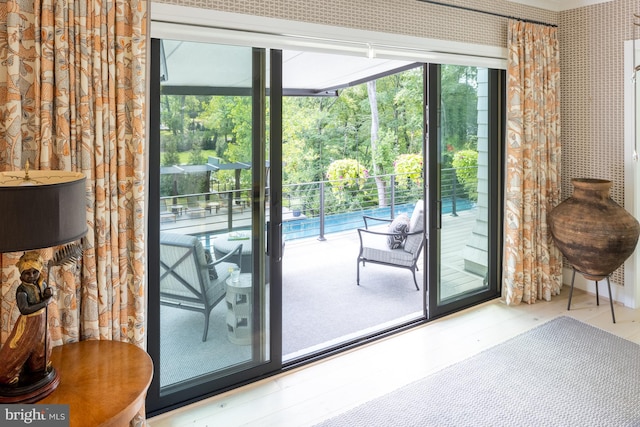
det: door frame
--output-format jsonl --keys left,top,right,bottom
{"left": 426, "top": 63, "right": 504, "bottom": 319}
{"left": 145, "top": 17, "right": 507, "bottom": 415}
{"left": 146, "top": 40, "right": 283, "bottom": 417}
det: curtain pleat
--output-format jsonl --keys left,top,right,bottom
{"left": 1, "top": 0, "right": 147, "bottom": 423}
{"left": 502, "top": 19, "right": 562, "bottom": 305}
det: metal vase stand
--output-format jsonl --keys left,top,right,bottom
{"left": 567, "top": 267, "right": 616, "bottom": 324}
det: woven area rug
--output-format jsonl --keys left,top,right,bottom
{"left": 315, "top": 316, "right": 640, "bottom": 427}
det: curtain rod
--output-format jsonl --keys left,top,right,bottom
{"left": 416, "top": 0, "right": 558, "bottom": 28}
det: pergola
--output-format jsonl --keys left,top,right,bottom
{"left": 160, "top": 157, "right": 267, "bottom": 199}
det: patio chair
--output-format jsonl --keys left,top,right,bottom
{"left": 160, "top": 232, "right": 242, "bottom": 341}
{"left": 217, "top": 192, "right": 245, "bottom": 214}
{"left": 186, "top": 197, "right": 207, "bottom": 218}
{"left": 160, "top": 199, "right": 177, "bottom": 223}
{"left": 357, "top": 201, "right": 425, "bottom": 290}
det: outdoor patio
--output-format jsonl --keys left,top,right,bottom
{"left": 158, "top": 205, "right": 484, "bottom": 388}
{"left": 160, "top": 200, "right": 483, "bottom": 295}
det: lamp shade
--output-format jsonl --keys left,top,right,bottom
{"left": 0, "top": 170, "right": 87, "bottom": 253}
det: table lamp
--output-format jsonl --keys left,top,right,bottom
{"left": 0, "top": 164, "right": 87, "bottom": 403}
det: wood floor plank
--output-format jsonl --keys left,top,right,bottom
{"left": 149, "top": 287, "right": 640, "bottom": 427}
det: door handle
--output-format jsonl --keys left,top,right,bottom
{"left": 266, "top": 221, "right": 283, "bottom": 262}
{"left": 277, "top": 223, "right": 283, "bottom": 262}
{"left": 435, "top": 200, "right": 442, "bottom": 230}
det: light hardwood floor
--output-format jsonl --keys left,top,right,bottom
{"left": 148, "top": 286, "right": 640, "bottom": 427}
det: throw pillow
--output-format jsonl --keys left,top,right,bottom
{"left": 387, "top": 214, "right": 410, "bottom": 249}
{"left": 204, "top": 249, "right": 218, "bottom": 280}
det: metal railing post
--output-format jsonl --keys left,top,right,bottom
{"left": 451, "top": 169, "right": 458, "bottom": 217}
{"left": 227, "top": 191, "right": 234, "bottom": 230}
{"left": 318, "top": 182, "right": 326, "bottom": 241}
{"left": 390, "top": 175, "right": 396, "bottom": 218}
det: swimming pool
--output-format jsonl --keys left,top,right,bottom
{"left": 283, "top": 198, "right": 473, "bottom": 240}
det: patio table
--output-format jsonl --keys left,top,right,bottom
{"left": 205, "top": 201, "right": 221, "bottom": 214}
{"left": 213, "top": 231, "right": 252, "bottom": 272}
{"left": 171, "top": 204, "right": 184, "bottom": 215}
{"left": 211, "top": 231, "right": 283, "bottom": 282}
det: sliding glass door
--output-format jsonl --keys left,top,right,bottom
{"left": 146, "top": 38, "right": 279, "bottom": 414}
{"left": 145, "top": 31, "right": 504, "bottom": 415}
{"left": 427, "top": 64, "right": 503, "bottom": 317}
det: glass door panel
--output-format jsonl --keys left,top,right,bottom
{"left": 280, "top": 61, "right": 426, "bottom": 362}
{"left": 428, "top": 64, "right": 502, "bottom": 317}
{"left": 147, "top": 38, "right": 276, "bottom": 414}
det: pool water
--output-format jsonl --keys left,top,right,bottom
{"left": 283, "top": 198, "right": 473, "bottom": 241}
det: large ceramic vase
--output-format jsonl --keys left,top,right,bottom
{"left": 548, "top": 178, "right": 640, "bottom": 280}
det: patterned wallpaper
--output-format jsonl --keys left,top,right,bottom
{"left": 559, "top": 0, "right": 636, "bottom": 285}
{"left": 560, "top": 0, "right": 634, "bottom": 207}
{"left": 151, "top": 0, "right": 558, "bottom": 47}
{"left": 150, "top": 0, "right": 636, "bottom": 287}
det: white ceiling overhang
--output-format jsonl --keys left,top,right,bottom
{"left": 151, "top": 6, "right": 508, "bottom": 97}
{"left": 160, "top": 39, "right": 419, "bottom": 96}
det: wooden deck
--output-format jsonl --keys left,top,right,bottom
{"left": 439, "top": 209, "right": 486, "bottom": 299}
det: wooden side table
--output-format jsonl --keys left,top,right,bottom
{"left": 39, "top": 340, "right": 153, "bottom": 427}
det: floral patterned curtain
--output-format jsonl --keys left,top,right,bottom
{"left": 503, "top": 19, "right": 562, "bottom": 305}
{"left": 0, "top": 0, "right": 147, "bottom": 422}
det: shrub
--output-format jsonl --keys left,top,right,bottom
{"left": 326, "top": 159, "right": 369, "bottom": 200}
{"left": 451, "top": 149, "right": 478, "bottom": 202}
{"left": 394, "top": 153, "right": 423, "bottom": 188}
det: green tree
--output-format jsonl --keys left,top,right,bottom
{"left": 188, "top": 139, "right": 205, "bottom": 165}
{"left": 278, "top": 66, "right": 426, "bottom": 211}
{"left": 160, "top": 94, "right": 214, "bottom": 169}
{"left": 282, "top": 97, "right": 322, "bottom": 185}
{"left": 158, "top": 65, "right": 434, "bottom": 209}
{"left": 440, "top": 65, "right": 478, "bottom": 167}
{"left": 367, "top": 80, "right": 387, "bottom": 207}
{"left": 202, "top": 96, "right": 242, "bottom": 157}
{"left": 162, "top": 137, "right": 180, "bottom": 166}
